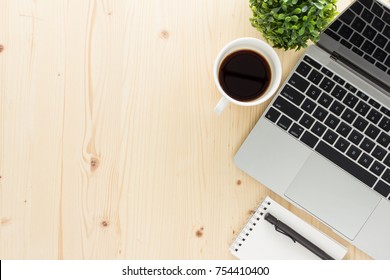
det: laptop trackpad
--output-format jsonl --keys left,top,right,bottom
{"left": 285, "top": 153, "right": 380, "bottom": 240}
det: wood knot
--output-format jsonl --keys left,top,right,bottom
{"left": 236, "top": 179, "right": 242, "bottom": 186}
{"left": 90, "top": 157, "right": 99, "bottom": 172}
{"left": 0, "top": 45, "right": 4, "bottom": 53}
{"left": 1, "top": 217, "right": 11, "bottom": 226}
{"left": 159, "top": 30, "right": 169, "bottom": 40}
{"left": 101, "top": 220, "right": 109, "bottom": 227}
{"left": 195, "top": 227, "right": 204, "bottom": 238}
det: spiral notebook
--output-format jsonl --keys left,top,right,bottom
{"left": 230, "top": 196, "right": 347, "bottom": 260}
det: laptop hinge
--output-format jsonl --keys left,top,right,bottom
{"left": 329, "top": 52, "right": 339, "bottom": 62}
{"left": 329, "top": 51, "right": 390, "bottom": 94}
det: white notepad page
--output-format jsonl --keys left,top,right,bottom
{"left": 230, "top": 196, "right": 347, "bottom": 260}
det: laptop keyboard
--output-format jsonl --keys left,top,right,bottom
{"left": 324, "top": 0, "right": 390, "bottom": 74}
{"left": 265, "top": 55, "right": 390, "bottom": 200}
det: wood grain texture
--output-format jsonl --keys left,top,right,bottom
{"left": 1, "top": 0, "right": 387, "bottom": 259}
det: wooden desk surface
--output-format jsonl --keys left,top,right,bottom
{"left": 1, "top": 0, "right": 388, "bottom": 260}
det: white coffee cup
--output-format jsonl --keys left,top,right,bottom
{"left": 213, "top": 37, "right": 282, "bottom": 114}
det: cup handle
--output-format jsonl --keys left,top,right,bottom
{"left": 214, "top": 97, "right": 229, "bottom": 115}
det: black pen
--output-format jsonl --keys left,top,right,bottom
{"left": 264, "top": 213, "right": 334, "bottom": 260}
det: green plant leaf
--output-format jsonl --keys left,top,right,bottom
{"left": 249, "top": 0, "right": 337, "bottom": 51}
{"left": 298, "top": 26, "right": 305, "bottom": 35}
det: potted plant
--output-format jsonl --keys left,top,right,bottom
{"left": 249, "top": 0, "right": 338, "bottom": 51}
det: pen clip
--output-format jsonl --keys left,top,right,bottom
{"left": 274, "top": 223, "right": 296, "bottom": 243}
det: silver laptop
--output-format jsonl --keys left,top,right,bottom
{"left": 234, "top": 0, "right": 390, "bottom": 259}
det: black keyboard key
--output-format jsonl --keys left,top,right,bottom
{"left": 306, "top": 84, "right": 322, "bottom": 100}
{"left": 372, "top": 2, "right": 384, "bottom": 18}
{"left": 315, "top": 141, "right": 377, "bottom": 187}
{"left": 373, "top": 181, "right": 390, "bottom": 197}
{"left": 362, "top": 8, "right": 374, "bottom": 23}
{"left": 308, "top": 69, "right": 324, "bottom": 85}
{"left": 320, "top": 67, "right": 333, "bottom": 78}
{"left": 372, "top": 17, "right": 385, "bottom": 32}
{"left": 281, "top": 85, "right": 305, "bottom": 106}
{"left": 323, "top": 130, "right": 338, "bottom": 145}
{"left": 277, "top": 115, "right": 293, "bottom": 131}
{"left": 353, "top": 116, "right": 369, "bottom": 132}
{"left": 340, "top": 9, "right": 355, "bottom": 25}
{"left": 364, "top": 54, "right": 376, "bottom": 64}
{"left": 363, "top": 25, "right": 377, "bottom": 40}
{"left": 329, "top": 20, "right": 342, "bottom": 32}
{"left": 384, "top": 12, "right": 390, "bottom": 24}
{"left": 361, "top": 0, "right": 373, "bottom": 9}
{"left": 289, "top": 73, "right": 310, "bottom": 93}
{"left": 324, "top": 29, "right": 341, "bottom": 41}
{"left": 273, "top": 96, "right": 303, "bottom": 121}
{"left": 384, "top": 26, "right": 390, "bottom": 40}
{"left": 331, "top": 85, "right": 347, "bottom": 100}
{"left": 265, "top": 107, "right": 281, "bottom": 123}
{"left": 313, "top": 106, "right": 328, "bottom": 122}
{"left": 370, "top": 161, "right": 385, "bottom": 176}
{"left": 301, "top": 98, "right": 317, "bottom": 114}
{"left": 386, "top": 56, "right": 390, "bottom": 67}
{"left": 360, "top": 137, "right": 375, "bottom": 153}
{"left": 378, "top": 116, "right": 390, "bottom": 132}
{"left": 311, "top": 121, "right": 326, "bottom": 137}
{"left": 341, "top": 39, "right": 352, "bottom": 49}
{"left": 325, "top": 114, "right": 340, "bottom": 129}
{"left": 352, "top": 47, "right": 364, "bottom": 56}
{"left": 367, "top": 108, "right": 383, "bottom": 124}
{"left": 337, "top": 122, "right": 353, "bottom": 138}
{"left": 343, "top": 93, "right": 359, "bottom": 108}
{"left": 347, "top": 145, "right": 362, "bottom": 160}
{"left": 358, "top": 153, "right": 374, "bottom": 168}
{"left": 385, "top": 154, "right": 390, "bottom": 168}
{"left": 350, "top": 33, "right": 365, "bottom": 48}
{"left": 373, "top": 48, "right": 387, "bottom": 61}
{"left": 289, "top": 123, "right": 304, "bottom": 138}
{"left": 332, "top": 75, "right": 345, "bottom": 85}
{"left": 374, "top": 33, "right": 388, "bottom": 48}
{"left": 380, "top": 108, "right": 390, "bottom": 118}
{"left": 335, "top": 137, "right": 350, "bottom": 152}
{"left": 299, "top": 113, "right": 315, "bottom": 129}
{"left": 368, "top": 99, "right": 380, "bottom": 109}
{"left": 341, "top": 108, "right": 357, "bottom": 124}
{"left": 348, "top": 130, "right": 364, "bottom": 145}
{"left": 351, "top": 17, "right": 366, "bottom": 32}
{"left": 377, "top": 132, "right": 390, "bottom": 148}
{"left": 376, "top": 62, "right": 387, "bottom": 72}
{"left": 301, "top": 131, "right": 319, "bottom": 148}
{"left": 355, "top": 101, "right": 370, "bottom": 116}
{"left": 319, "top": 77, "right": 335, "bottom": 93}
{"left": 372, "top": 145, "right": 387, "bottom": 161}
{"left": 330, "top": 100, "right": 345, "bottom": 116}
{"left": 362, "top": 40, "right": 376, "bottom": 53}
{"left": 351, "top": 1, "right": 363, "bottom": 14}
{"left": 303, "top": 56, "right": 321, "bottom": 69}
{"left": 365, "top": 124, "right": 380, "bottom": 140}
{"left": 339, "top": 25, "right": 354, "bottom": 40}
{"left": 296, "top": 61, "right": 312, "bottom": 77}
{"left": 356, "top": 91, "right": 369, "bottom": 101}
{"left": 345, "top": 83, "right": 357, "bottom": 93}
{"left": 382, "top": 169, "right": 390, "bottom": 184}
{"left": 318, "top": 92, "right": 334, "bottom": 108}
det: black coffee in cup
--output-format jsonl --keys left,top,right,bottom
{"left": 218, "top": 50, "right": 271, "bottom": 102}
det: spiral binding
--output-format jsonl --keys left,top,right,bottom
{"left": 230, "top": 198, "right": 272, "bottom": 253}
